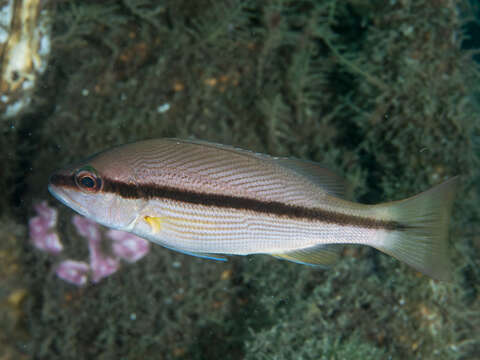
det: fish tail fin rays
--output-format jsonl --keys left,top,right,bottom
{"left": 271, "top": 244, "right": 343, "bottom": 267}
{"left": 372, "top": 177, "right": 458, "bottom": 281}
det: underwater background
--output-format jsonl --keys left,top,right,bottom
{"left": 1, "top": 0, "right": 479, "bottom": 359}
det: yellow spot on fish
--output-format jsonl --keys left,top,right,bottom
{"left": 144, "top": 216, "right": 163, "bottom": 233}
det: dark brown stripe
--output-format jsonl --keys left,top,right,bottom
{"left": 50, "top": 174, "right": 408, "bottom": 231}
{"left": 49, "top": 173, "right": 76, "bottom": 188}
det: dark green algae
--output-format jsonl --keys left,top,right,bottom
{"left": 0, "top": 0, "right": 479, "bottom": 359}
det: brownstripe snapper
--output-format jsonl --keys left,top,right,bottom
{"left": 48, "top": 139, "right": 457, "bottom": 281}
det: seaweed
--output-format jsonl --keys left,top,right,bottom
{"left": 0, "top": 0, "right": 478, "bottom": 359}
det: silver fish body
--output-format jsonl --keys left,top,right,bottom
{"left": 48, "top": 139, "right": 457, "bottom": 280}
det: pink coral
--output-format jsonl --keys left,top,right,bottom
{"left": 107, "top": 229, "right": 150, "bottom": 263}
{"left": 55, "top": 260, "right": 90, "bottom": 286}
{"left": 29, "top": 201, "right": 63, "bottom": 254}
{"left": 72, "top": 215, "right": 120, "bottom": 283}
{"left": 30, "top": 201, "right": 151, "bottom": 286}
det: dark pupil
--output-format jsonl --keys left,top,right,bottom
{"left": 80, "top": 176, "right": 95, "bottom": 188}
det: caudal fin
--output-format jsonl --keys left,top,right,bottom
{"left": 372, "top": 177, "right": 458, "bottom": 281}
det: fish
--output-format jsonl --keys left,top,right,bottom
{"left": 48, "top": 138, "right": 457, "bottom": 281}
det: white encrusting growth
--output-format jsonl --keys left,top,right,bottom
{"left": 0, "top": 0, "right": 51, "bottom": 118}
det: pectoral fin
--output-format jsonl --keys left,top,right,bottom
{"left": 144, "top": 215, "right": 163, "bottom": 233}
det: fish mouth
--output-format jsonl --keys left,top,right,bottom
{"left": 47, "top": 183, "right": 69, "bottom": 206}
{"left": 48, "top": 183, "right": 89, "bottom": 218}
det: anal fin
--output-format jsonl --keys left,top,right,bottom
{"left": 272, "top": 244, "right": 342, "bottom": 267}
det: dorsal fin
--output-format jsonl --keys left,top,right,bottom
{"left": 274, "top": 158, "right": 347, "bottom": 198}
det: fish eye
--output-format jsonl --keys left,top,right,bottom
{"left": 74, "top": 166, "right": 102, "bottom": 193}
